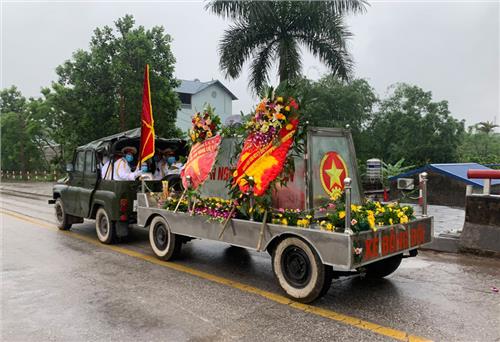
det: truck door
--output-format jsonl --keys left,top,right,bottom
{"left": 65, "top": 151, "right": 85, "bottom": 216}
{"left": 80, "top": 150, "right": 97, "bottom": 217}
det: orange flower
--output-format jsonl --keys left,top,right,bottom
{"left": 275, "top": 113, "right": 286, "bottom": 120}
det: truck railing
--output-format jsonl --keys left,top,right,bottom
{"left": 343, "top": 172, "right": 429, "bottom": 234}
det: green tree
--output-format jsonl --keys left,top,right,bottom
{"left": 0, "top": 86, "right": 48, "bottom": 171}
{"left": 45, "top": 15, "right": 181, "bottom": 160}
{"left": 475, "top": 121, "right": 499, "bottom": 135}
{"left": 206, "top": 1, "right": 366, "bottom": 93}
{"left": 288, "top": 75, "right": 377, "bottom": 159}
{"left": 458, "top": 128, "right": 500, "bottom": 164}
{"left": 364, "top": 83, "right": 465, "bottom": 166}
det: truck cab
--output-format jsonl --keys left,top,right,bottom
{"left": 50, "top": 128, "right": 187, "bottom": 243}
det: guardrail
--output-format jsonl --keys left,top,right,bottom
{"left": 0, "top": 170, "right": 62, "bottom": 181}
{"left": 467, "top": 169, "right": 500, "bottom": 195}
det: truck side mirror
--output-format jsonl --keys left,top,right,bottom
{"left": 66, "top": 163, "right": 74, "bottom": 172}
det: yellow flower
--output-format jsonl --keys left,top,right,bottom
{"left": 400, "top": 215, "right": 409, "bottom": 224}
{"left": 286, "top": 123, "right": 293, "bottom": 130}
{"left": 326, "top": 223, "right": 334, "bottom": 231}
{"left": 367, "top": 215, "right": 375, "bottom": 228}
{"left": 281, "top": 218, "right": 288, "bottom": 226}
{"left": 339, "top": 211, "right": 346, "bottom": 219}
{"left": 389, "top": 218, "right": 393, "bottom": 225}
{"left": 330, "top": 188, "right": 343, "bottom": 201}
{"left": 351, "top": 204, "right": 360, "bottom": 212}
{"left": 207, "top": 131, "right": 213, "bottom": 138}
{"left": 277, "top": 96, "right": 284, "bottom": 103}
{"left": 285, "top": 105, "right": 290, "bottom": 111}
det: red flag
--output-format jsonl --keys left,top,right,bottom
{"left": 181, "top": 135, "right": 222, "bottom": 190}
{"left": 139, "top": 64, "right": 155, "bottom": 165}
{"left": 233, "top": 119, "right": 298, "bottom": 196}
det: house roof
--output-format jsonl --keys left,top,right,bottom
{"left": 176, "top": 79, "right": 238, "bottom": 100}
{"left": 388, "top": 163, "right": 500, "bottom": 187}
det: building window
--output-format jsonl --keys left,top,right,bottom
{"left": 178, "top": 93, "right": 192, "bottom": 109}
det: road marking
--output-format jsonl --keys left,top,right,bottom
{"left": 2, "top": 209, "right": 432, "bottom": 342}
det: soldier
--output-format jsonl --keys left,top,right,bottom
{"left": 113, "top": 146, "right": 141, "bottom": 181}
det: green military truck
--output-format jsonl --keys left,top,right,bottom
{"left": 49, "top": 128, "right": 186, "bottom": 243}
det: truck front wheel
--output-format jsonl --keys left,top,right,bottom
{"left": 95, "top": 208, "right": 116, "bottom": 244}
{"left": 272, "top": 237, "right": 331, "bottom": 303}
{"left": 54, "top": 198, "right": 72, "bottom": 230}
{"left": 149, "top": 216, "right": 182, "bottom": 261}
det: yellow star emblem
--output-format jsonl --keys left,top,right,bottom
{"left": 325, "top": 163, "right": 343, "bottom": 189}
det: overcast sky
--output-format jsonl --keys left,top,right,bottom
{"left": 2, "top": 1, "right": 499, "bottom": 128}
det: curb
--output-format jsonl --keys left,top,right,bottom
{"left": 421, "top": 234, "right": 460, "bottom": 254}
{"left": 0, "top": 189, "right": 51, "bottom": 199}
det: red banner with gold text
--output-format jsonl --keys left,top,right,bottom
{"left": 233, "top": 119, "right": 298, "bottom": 196}
{"left": 181, "top": 135, "right": 222, "bottom": 190}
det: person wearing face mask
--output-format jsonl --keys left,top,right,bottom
{"left": 153, "top": 148, "right": 170, "bottom": 180}
{"left": 113, "top": 146, "right": 142, "bottom": 181}
{"left": 165, "top": 154, "right": 183, "bottom": 175}
{"left": 153, "top": 147, "right": 183, "bottom": 179}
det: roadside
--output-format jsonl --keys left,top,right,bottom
{"left": 0, "top": 181, "right": 53, "bottom": 198}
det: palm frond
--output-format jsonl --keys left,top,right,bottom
{"left": 278, "top": 38, "right": 302, "bottom": 83}
{"left": 218, "top": 21, "right": 271, "bottom": 79}
{"left": 249, "top": 43, "right": 276, "bottom": 94}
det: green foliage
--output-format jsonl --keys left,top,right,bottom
{"left": 206, "top": 1, "right": 366, "bottom": 93}
{"left": 458, "top": 131, "right": 500, "bottom": 164}
{"left": 0, "top": 86, "right": 51, "bottom": 171}
{"left": 363, "top": 83, "right": 465, "bottom": 166}
{"left": 382, "top": 158, "right": 414, "bottom": 178}
{"left": 286, "top": 76, "right": 377, "bottom": 154}
{"left": 44, "top": 15, "right": 181, "bottom": 160}
{"left": 381, "top": 158, "right": 415, "bottom": 186}
{"left": 475, "top": 121, "right": 499, "bottom": 135}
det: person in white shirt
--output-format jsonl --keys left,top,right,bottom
{"left": 113, "top": 146, "right": 142, "bottom": 181}
{"left": 153, "top": 148, "right": 183, "bottom": 180}
{"left": 100, "top": 155, "right": 111, "bottom": 180}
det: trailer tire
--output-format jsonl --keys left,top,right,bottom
{"left": 54, "top": 198, "right": 72, "bottom": 230}
{"left": 363, "top": 254, "right": 403, "bottom": 278}
{"left": 95, "top": 207, "right": 115, "bottom": 244}
{"left": 149, "top": 216, "right": 181, "bottom": 261}
{"left": 272, "top": 237, "right": 328, "bottom": 303}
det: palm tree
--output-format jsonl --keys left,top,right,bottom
{"left": 206, "top": 1, "right": 367, "bottom": 93}
{"left": 476, "top": 121, "right": 499, "bottom": 135}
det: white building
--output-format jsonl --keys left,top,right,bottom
{"left": 175, "top": 79, "right": 238, "bottom": 132}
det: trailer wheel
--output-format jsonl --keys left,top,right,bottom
{"left": 54, "top": 198, "right": 72, "bottom": 230}
{"left": 272, "top": 237, "right": 329, "bottom": 303}
{"left": 149, "top": 216, "right": 181, "bottom": 261}
{"left": 95, "top": 207, "right": 115, "bottom": 244}
{"left": 363, "top": 254, "right": 403, "bottom": 278}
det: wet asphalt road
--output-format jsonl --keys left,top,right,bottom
{"left": 1, "top": 193, "right": 500, "bottom": 342}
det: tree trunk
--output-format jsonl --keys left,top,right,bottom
{"left": 119, "top": 90, "right": 126, "bottom": 131}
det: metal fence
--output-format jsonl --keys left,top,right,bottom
{"left": 0, "top": 170, "right": 63, "bottom": 181}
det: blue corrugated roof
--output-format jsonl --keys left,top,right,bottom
{"left": 388, "top": 163, "right": 500, "bottom": 187}
{"left": 176, "top": 79, "right": 238, "bottom": 100}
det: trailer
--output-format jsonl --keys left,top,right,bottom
{"left": 136, "top": 128, "right": 433, "bottom": 303}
